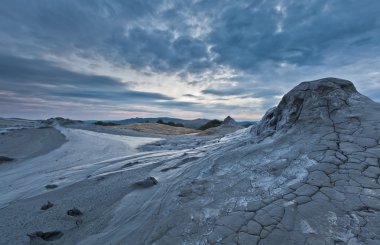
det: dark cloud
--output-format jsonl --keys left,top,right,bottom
{"left": 0, "top": 54, "right": 173, "bottom": 104}
{"left": 107, "top": 27, "right": 210, "bottom": 72}
{"left": 0, "top": 0, "right": 380, "bottom": 120}
{"left": 0, "top": 54, "right": 124, "bottom": 89}
{"left": 1, "top": 0, "right": 379, "bottom": 73}
{"left": 207, "top": 0, "right": 380, "bottom": 70}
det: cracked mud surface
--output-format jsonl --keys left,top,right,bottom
{"left": 1, "top": 78, "right": 380, "bottom": 244}
{"left": 136, "top": 78, "right": 380, "bottom": 244}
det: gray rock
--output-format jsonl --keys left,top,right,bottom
{"left": 40, "top": 201, "right": 53, "bottom": 210}
{"left": 67, "top": 208, "right": 83, "bottom": 216}
{"left": 307, "top": 171, "right": 330, "bottom": 187}
{"left": 360, "top": 195, "right": 380, "bottom": 210}
{"left": 259, "top": 229, "right": 290, "bottom": 245}
{"left": 320, "top": 187, "right": 346, "bottom": 202}
{"left": 254, "top": 210, "right": 278, "bottom": 226}
{"left": 294, "top": 184, "right": 319, "bottom": 196}
{"left": 247, "top": 220, "right": 262, "bottom": 235}
{"left": 45, "top": 184, "right": 58, "bottom": 189}
{"left": 27, "top": 230, "right": 63, "bottom": 241}
{"left": 238, "top": 232, "right": 259, "bottom": 245}
{"left": 295, "top": 196, "right": 312, "bottom": 204}
{"left": 0, "top": 156, "right": 14, "bottom": 163}
{"left": 134, "top": 176, "right": 158, "bottom": 188}
{"left": 283, "top": 193, "right": 296, "bottom": 201}
{"left": 216, "top": 213, "right": 246, "bottom": 231}
{"left": 208, "top": 226, "right": 234, "bottom": 243}
{"left": 246, "top": 201, "right": 263, "bottom": 212}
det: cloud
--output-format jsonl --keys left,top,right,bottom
{"left": 207, "top": 0, "right": 380, "bottom": 71}
{"left": 107, "top": 27, "right": 210, "bottom": 72}
{"left": 0, "top": 0, "right": 380, "bottom": 120}
{"left": 0, "top": 54, "right": 173, "bottom": 105}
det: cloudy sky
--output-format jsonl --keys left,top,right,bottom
{"left": 1, "top": 0, "right": 380, "bottom": 120}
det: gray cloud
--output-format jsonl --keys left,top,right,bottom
{"left": 0, "top": 54, "right": 173, "bottom": 104}
{"left": 207, "top": 0, "right": 380, "bottom": 71}
{"left": 0, "top": 0, "right": 380, "bottom": 120}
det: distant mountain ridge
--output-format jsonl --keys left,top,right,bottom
{"left": 85, "top": 117, "right": 257, "bottom": 129}
{"left": 85, "top": 117, "right": 209, "bottom": 129}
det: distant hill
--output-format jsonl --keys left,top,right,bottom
{"left": 115, "top": 123, "right": 200, "bottom": 135}
{"left": 222, "top": 116, "right": 240, "bottom": 127}
{"left": 84, "top": 117, "right": 257, "bottom": 129}
{"left": 85, "top": 117, "right": 210, "bottom": 129}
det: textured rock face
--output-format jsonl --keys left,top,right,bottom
{"left": 255, "top": 78, "right": 369, "bottom": 138}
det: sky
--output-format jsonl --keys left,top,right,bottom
{"left": 1, "top": 0, "right": 380, "bottom": 121}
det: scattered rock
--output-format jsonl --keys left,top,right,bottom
{"left": 40, "top": 201, "right": 54, "bottom": 210}
{"left": 96, "top": 176, "right": 106, "bottom": 181}
{"left": 67, "top": 208, "right": 83, "bottom": 216}
{"left": 27, "top": 231, "right": 63, "bottom": 241}
{"left": 76, "top": 219, "right": 83, "bottom": 227}
{"left": 0, "top": 156, "right": 14, "bottom": 163}
{"left": 45, "top": 184, "right": 58, "bottom": 189}
{"left": 134, "top": 176, "right": 158, "bottom": 188}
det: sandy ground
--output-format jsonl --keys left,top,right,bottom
{"left": 0, "top": 123, "right": 243, "bottom": 244}
{"left": 0, "top": 118, "right": 41, "bottom": 133}
{"left": 0, "top": 127, "right": 65, "bottom": 162}
{"left": 0, "top": 123, "right": 248, "bottom": 244}
{"left": 70, "top": 123, "right": 223, "bottom": 152}
{"left": 0, "top": 126, "right": 161, "bottom": 209}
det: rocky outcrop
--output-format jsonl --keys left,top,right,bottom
{"left": 42, "top": 117, "right": 82, "bottom": 126}
{"left": 254, "top": 77, "right": 371, "bottom": 139}
{"left": 222, "top": 116, "right": 240, "bottom": 127}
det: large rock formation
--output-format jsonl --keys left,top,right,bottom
{"left": 96, "top": 78, "right": 379, "bottom": 244}
{"left": 255, "top": 77, "right": 372, "bottom": 138}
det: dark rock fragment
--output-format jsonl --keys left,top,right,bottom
{"left": 45, "top": 184, "right": 58, "bottom": 189}
{"left": 0, "top": 156, "right": 13, "bottom": 163}
{"left": 67, "top": 208, "right": 83, "bottom": 216}
{"left": 27, "top": 231, "right": 63, "bottom": 241}
{"left": 40, "top": 201, "right": 54, "bottom": 210}
{"left": 134, "top": 176, "right": 158, "bottom": 188}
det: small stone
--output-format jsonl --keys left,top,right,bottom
{"left": 27, "top": 231, "right": 63, "bottom": 241}
{"left": 0, "top": 156, "right": 14, "bottom": 163}
{"left": 45, "top": 184, "right": 58, "bottom": 189}
{"left": 67, "top": 208, "right": 83, "bottom": 216}
{"left": 134, "top": 176, "right": 158, "bottom": 188}
{"left": 40, "top": 201, "right": 54, "bottom": 210}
